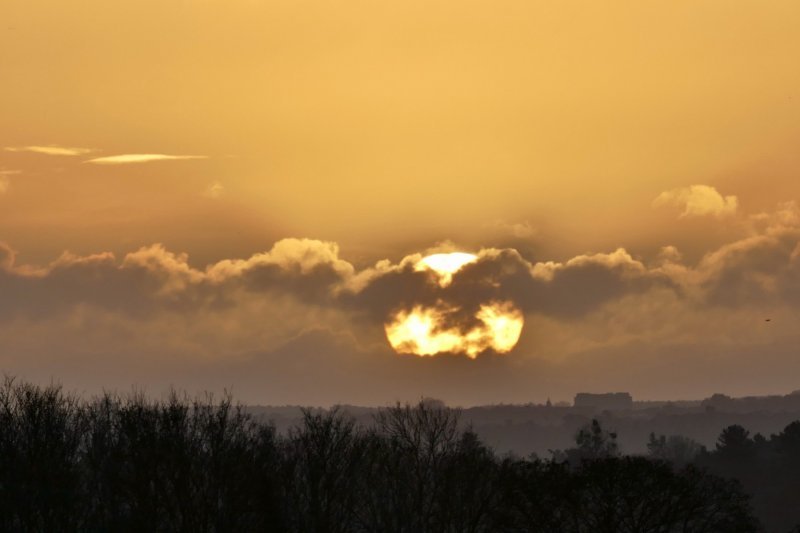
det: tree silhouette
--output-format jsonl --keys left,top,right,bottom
{"left": 554, "top": 418, "right": 619, "bottom": 466}
{"left": 0, "top": 378, "right": 86, "bottom": 531}
{"left": 0, "top": 378, "right": 769, "bottom": 532}
{"left": 359, "top": 399, "right": 476, "bottom": 532}
{"left": 282, "top": 407, "right": 368, "bottom": 533}
{"left": 716, "top": 424, "right": 755, "bottom": 458}
{"left": 647, "top": 433, "right": 705, "bottom": 467}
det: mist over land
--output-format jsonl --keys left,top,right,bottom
{"left": 252, "top": 389, "right": 800, "bottom": 457}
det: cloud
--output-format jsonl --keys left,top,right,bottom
{"left": 692, "top": 202, "right": 800, "bottom": 306}
{"left": 3, "top": 203, "right": 800, "bottom": 403}
{"left": 2, "top": 209, "right": 798, "bottom": 328}
{"left": 0, "top": 238, "right": 357, "bottom": 320}
{"left": 85, "top": 154, "right": 208, "bottom": 165}
{"left": 5, "top": 145, "right": 95, "bottom": 156}
{"left": 343, "top": 245, "right": 671, "bottom": 335}
{"left": 206, "top": 238, "right": 356, "bottom": 304}
{"left": 204, "top": 182, "right": 224, "bottom": 198}
{"left": 654, "top": 185, "right": 738, "bottom": 218}
{"left": 1, "top": 203, "right": 799, "bottom": 360}
{"left": 78, "top": 240, "right": 653, "bottom": 351}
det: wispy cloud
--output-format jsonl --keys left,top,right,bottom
{"left": 5, "top": 145, "right": 95, "bottom": 156}
{"left": 0, "top": 177, "right": 9, "bottom": 194}
{"left": 86, "top": 154, "right": 208, "bottom": 165}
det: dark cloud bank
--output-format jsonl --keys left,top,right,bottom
{"left": 1, "top": 203, "right": 800, "bottom": 404}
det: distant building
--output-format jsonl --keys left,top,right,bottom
{"left": 574, "top": 392, "right": 633, "bottom": 411}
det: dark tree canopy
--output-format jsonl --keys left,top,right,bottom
{"left": 0, "top": 379, "right": 771, "bottom": 532}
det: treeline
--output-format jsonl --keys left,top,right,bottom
{"left": 692, "top": 423, "right": 800, "bottom": 532}
{"left": 0, "top": 378, "right": 768, "bottom": 532}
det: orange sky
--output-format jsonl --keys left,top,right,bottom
{"left": 2, "top": 1, "right": 800, "bottom": 404}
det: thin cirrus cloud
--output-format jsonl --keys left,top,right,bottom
{"left": 85, "top": 154, "right": 208, "bottom": 165}
{"left": 4, "top": 145, "right": 96, "bottom": 156}
{"left": 653, "top": 185, "right": 738, "bottom": 218}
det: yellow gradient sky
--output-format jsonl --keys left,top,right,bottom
{"left": 2, "top": 0, "right": 799, "bottom": 263}
{"left": 2, "top": 1, "right": 800, "bottom": 403}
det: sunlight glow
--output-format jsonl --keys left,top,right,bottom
{"left": 385, "top": 301, "right": 523, "bottom": 358}
{"left": 415, "top": 252, "right": 478, "bottom": 287}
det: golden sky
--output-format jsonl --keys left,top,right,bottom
{"left": 2, "top": 1, "right": 800, "bottom": 404}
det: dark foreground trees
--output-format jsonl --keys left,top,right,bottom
{"left": 693, "top": 421, "right": 800, "bottom": 532}
{"left": 495, "top": 457, "right": 757, "bottom": 533}
{"left": 0, "top": 378, "right": 85, "bottom": 531}
{"left": 0, "top": 378, "right": 761, "bottom": 532}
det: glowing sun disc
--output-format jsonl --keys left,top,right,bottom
{"left": 385, "top": 301, "right": 523, "bottom": 359}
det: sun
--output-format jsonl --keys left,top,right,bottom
{"left": 385, "top": 252, "right": 524, "bottom": 358}
{"left": 415, "top": 252, "right": 477, "bottom": 287}
{"left": 385, "top": 301, "right": 523, "bottom": 359}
